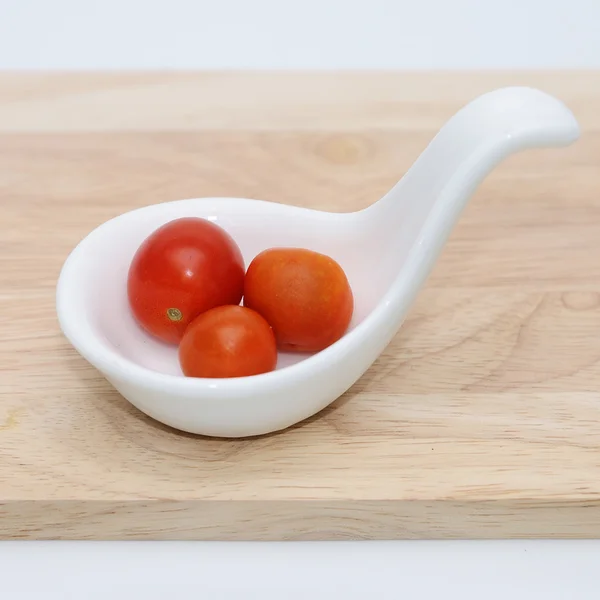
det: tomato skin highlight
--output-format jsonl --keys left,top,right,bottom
{"left": 127, "top": 217, "right": 244, "bottom": 345}
{"left": 243, "top": 247, "right": 354, "bottom": 353}
{"left": 179, "top": 305, "right": 277, "bottom": 378}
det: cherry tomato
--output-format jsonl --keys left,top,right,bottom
{"left": 127, "top": 217, "right": 244, "bottom": 344}
{"left": 244, "top": 247, "right": 353, "bottom": 353}
{"left": 179, "top": 305, "right": 277, "bottom": 378}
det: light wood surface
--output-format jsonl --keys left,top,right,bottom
{"left": 1, "top": 72, "right": 600, "bottom": 540}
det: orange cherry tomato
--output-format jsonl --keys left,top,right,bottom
{"left": 179, "top": 305, "right": 277, "bottom": 378}
{"left": 243, "top": 247, "right": 353, "bottom": 353}
{"left": 127, "top": 217, "right": 244, "bottom": 344}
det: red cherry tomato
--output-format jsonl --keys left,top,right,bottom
{"left": 244, "top": 247, "right": 353, "bottom": 352}
{"left": 179, "top": 305, "right": 277, "bottom": 378}
{"left": 127, "top": 217, "right": 244, "bottom": 344}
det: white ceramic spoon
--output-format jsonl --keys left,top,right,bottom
{"left": 56, "top": 86, "right": 579, "bottom": 438}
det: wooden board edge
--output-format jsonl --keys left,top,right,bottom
{"left": 2, "top": 499, "right": 599, "bottom": 540}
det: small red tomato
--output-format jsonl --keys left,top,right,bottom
{"left": 244, "top": 247, "right": 353, "bottom": 353}
{"left": 179, "top": 305, "right": 277, "bottom": 378}
{"left": 127, "top": 217, "right": 244, "bottom": 344}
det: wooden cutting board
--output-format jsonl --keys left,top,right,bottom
{"left": 1, "top": 72, "right": 600, "bottom": 540}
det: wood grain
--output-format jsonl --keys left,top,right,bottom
{"left": 1, "top": 72, "right": 600, "bottom": 540}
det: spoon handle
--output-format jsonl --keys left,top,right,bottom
{"left": 365, "top": 86, "right": 579, "bottom": 232}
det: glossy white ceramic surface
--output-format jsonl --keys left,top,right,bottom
{"left": 56, "top": 87, "right": 579, "bottom": 437}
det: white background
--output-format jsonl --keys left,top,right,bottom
{"left": 1, "top": 0, "right": 600, "bottom": 597}
{"left": 0, "top": 0, "right": 599, "bottom": 69}
{"left": 3, "top": 541, "right": 600, "bottom": 599}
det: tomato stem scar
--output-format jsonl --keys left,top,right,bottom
{"left": 166, "top": 308, "right": 183, "bottom": 321}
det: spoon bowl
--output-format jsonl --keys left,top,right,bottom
{"left": 56, "top": 87, "right": 580, "bottom": 437}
